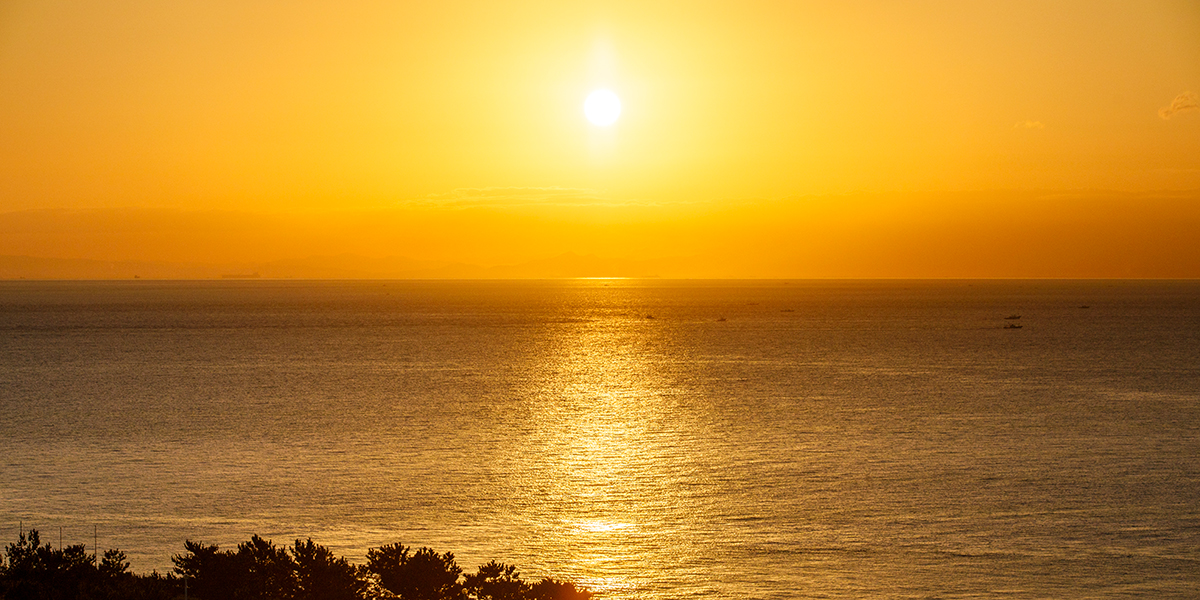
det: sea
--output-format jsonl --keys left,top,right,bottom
{"left": 1, "top": 279, "right": 1198, "bottom": 599}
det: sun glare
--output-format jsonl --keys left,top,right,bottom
{"left": 584, "top": 89, "right": 621, "bottom": 126}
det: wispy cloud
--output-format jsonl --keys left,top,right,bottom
{"left": 1159, "top": 92, "right": 1199, "bottom": 119}
{"left": 1013, "top": 120, "right": 1045, "bottom": 129}
{"left": 403, "top": 187, "right": 654, "bottom": 209}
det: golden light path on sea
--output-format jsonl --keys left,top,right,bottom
{"left": 505, "top": 282, "right": 715, "bottom": 598}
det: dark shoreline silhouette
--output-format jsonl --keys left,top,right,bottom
{"left": 0, "top": 529, "right": 594, "bottom": 600}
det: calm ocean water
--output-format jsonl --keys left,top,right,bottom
{"left": 1, "top": 280, "right": 1198, "bottom": 598}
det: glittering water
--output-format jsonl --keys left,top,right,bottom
{"left": 2, "top": 280, "right": 1199, "bottom": 598}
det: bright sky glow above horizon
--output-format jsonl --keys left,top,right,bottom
{"left": 1, "top": 0, "right": 1198, "bottom": 277}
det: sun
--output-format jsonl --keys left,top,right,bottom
{"left": 584, "top": 89, "right": 621, "bottom": 126}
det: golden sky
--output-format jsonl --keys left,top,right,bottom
{"left": 1, "top": 1, "right": 1198, "bottom": 277}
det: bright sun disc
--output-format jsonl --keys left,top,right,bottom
{"left": 584, "top": 89, "right": 621, "bottom": 126}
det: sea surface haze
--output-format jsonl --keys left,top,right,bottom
{"left": 1, "top": 280, "right": 1198, "bottom": 599}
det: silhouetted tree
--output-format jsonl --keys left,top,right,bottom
{"left": 367, "top": 543, "right": 463, "bottom": 600}
{"left": 367, "top": 542, "right": 410, "bottom": 594}
{"left": 98, "top": 549, "right": 130, "bottom": 578}
{"left": 172, "top": 535, "right": 299, "bottom": 600}
{"left": 1, "top": 529, "right": 94, "bottom": 600}
{"left": 104, "top": 570, "right": 180, "bottom": 600}
{"left": 3, "top": 531, "right": 594, "bottom": 600}
{"left": 291, "top": 538, "right": 369, "bottom": 600}
{"left": 527, "top": 578, "right": 594, "bottom": 600}
{"left": 1, "top": 529, "right": 50, "bottom": 600}
{"left": 0, "top": 529, "right": 181, "bottom": 600}
{"left": 173, "top": 540, "right": 243, "bottom": 600}
{"left": 235, "top": 535, "right": 298, "bottom": 600}
{"left": 463, "top": 561, "right": 527, "bottom": 600}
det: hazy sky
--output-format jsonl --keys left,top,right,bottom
{"left": 1, "top": 1, "right": 1198, "bottom": 276}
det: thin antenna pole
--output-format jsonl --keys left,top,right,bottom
{"left": 94, "top": 525, "right": 98, "bottom": 561}
{"left": 60, "top": 526, "right": 63, "bottom": 549}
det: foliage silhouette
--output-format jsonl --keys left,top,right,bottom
{"left": 99, "top": 549, "right": 131, "bottom": 578}
{"left": 365, "top": 542, "right": 410, "bottom": 595}
{"left": 291, "top": 538, "right": 370, "bottom": 600}
{"left": 464, "top": 561, "right": 527, "bottom": 600}
{"left": 527, "top": 578, "right": 595, "bottom": 600}
{"left": 0, "top": 529, "right": 178, "bottom": 600}
{"left": 236, "top": 535, "right": 298, "bottom": 600}
{"left": 172, "top": 540, "right": 243, "bottom": 599}
{"left": 366, "top": 543, "right": 464, "bottom": 600}
{"left": 2, "top": 530, "right": 596, "bottom": 600}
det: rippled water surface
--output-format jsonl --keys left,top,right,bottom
{"left": 2, "top": 280, "right": 1199, "bottom": 598}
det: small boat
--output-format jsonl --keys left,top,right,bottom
{"left": 1004, "top": 314, "right": 1021, "bottom": 320}
{"left": 1004, "top": 323, "right": 1023, "bottom": 329}
{"left": 716, "top": 317, "right": 727, "bottom": 322}
{"left": 1079, "top": 305, "right": 1090, "bottom": 309}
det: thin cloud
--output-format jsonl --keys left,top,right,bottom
{"left": 1159, "top": 92, "right": 1199, "bottom": 119}
{"left": 404, "top": 186, "right": 638, "bottom": 208}
{"left": 1014, "top": 120, "right": 1045, "bottom": 129}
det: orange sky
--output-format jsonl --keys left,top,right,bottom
{"left": 1, "top": 1, "right": 1198, "bottom": 277}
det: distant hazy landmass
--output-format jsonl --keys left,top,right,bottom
{"left": 0, "top": 252, "right": 684, "bottom": 280}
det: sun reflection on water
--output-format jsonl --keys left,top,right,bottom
{"left": 503, "top": 284, "right": 716, "bottom": 598}
{"left": 574, "top": 520, "right": 633, "bottom": 533}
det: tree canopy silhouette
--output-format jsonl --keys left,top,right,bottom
{"left": 366, "top": 543, "right": 463, "bottom": 600}
{"left": 292, "top": 538, "right": 370, "bottom": 600}
{"left": 1, "top": 530, "right": 595, "bottom": 600}
{"left": 464, "top": 561, "right": 527, "bottom": 600}
{"left": 0, "top": 529, "right": 176, "bottom": 600}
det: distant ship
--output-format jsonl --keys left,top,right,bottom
{"left": 1004, "top": 323, "right": 1023, "bottom": 329}
{"left": 1004, "top": 314, "right": 1021, "bottom": 320}
{"left": 221, "top": 272, "right": 261, "bottom": 279}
